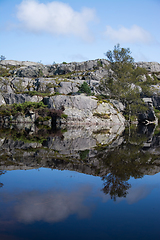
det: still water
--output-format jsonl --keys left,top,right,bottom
{"left": 0, "top": 124, "right": 160, "bottom": 240}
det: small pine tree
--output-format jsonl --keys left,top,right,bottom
{"left": 79, "top": 81, "right": 91, "bottom": 95}
{"left": 101, "top": 44, "right": 149, "bottom": 121}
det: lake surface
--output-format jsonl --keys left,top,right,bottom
{"left": 0, "top": 123, "right": 160, "bottom": 240}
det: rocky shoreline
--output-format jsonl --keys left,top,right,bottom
{"left": 0, "top": 59, "right": 160, "bottom": 126}
{"left": 0, "top": 122, "right": 160, "bottom": 178}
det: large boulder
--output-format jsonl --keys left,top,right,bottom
{"left": 109, "top": 99, "right": 125, "bottom": 112}
{"left": 43, "top": 95, "right": 125, "bottom": 126}
{"left": 44, "top": 95, "right": 97, "bottom": 111}
{"left": 136, "top": 62, "right": 160, "bottom": 73}
{"left": 55, "top": 82, "right": 79, "bottom": 95}
{"left": 16, "top": 66, "right": 44, "bottom": 78}
{"left": 11, "top": 77, "right": 32, "bottom": 92}
{"left": 0, "top": 77, "right": 14, "bottom": 94}
{"left": 152, "top": 95, "right": 160, "bottom": 109}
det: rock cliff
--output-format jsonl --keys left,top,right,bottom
{"left": 0, "top": 59, "right": 160, "bottom": 125}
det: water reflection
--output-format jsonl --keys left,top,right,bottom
{"left": 0, "top": 122, "right": 160, "bottom": 202}
{"left": 0, "top": 168, "right": 159, "bottom": 240}
{"left": 99, "top": 124, "right": 159, "bottom": 200}
{"left": 12, "top": 187, "right": 91, "bottom": 223}
{"left": 102, "top": 174, "right": 131, "bottom": 201}
{"left": 0, "top": 170, "right": 5, "bottom": 187}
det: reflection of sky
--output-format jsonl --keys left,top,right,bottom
{"left": 0, "top": 169, "right": 100, "bottom": 224}
{"left": 12, "top": 187, "right": 92, "bottom": 223}
{"left": 100, "top": 174, "right": 160, "bottom": 204}
{"left": 0, "top": 169, "right": 160, "bottom": 240}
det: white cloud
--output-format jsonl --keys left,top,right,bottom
{"left": 16, "top": 0, "right": 96, "bottom": 41}
{"left": 104, "top": 25, "right": 153, "bottom": 44}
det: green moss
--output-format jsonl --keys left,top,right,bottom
{"left": 61, "top": 128, "right": 67, "bottom": 133}
{"left": 93, "top": 112, "right": 110, "bottom": 119}
{"left": 35, "top": 116, "right": 51, "bottom": 123}
{"left": 12, "top": 133, "right": 47, "bottom": 144}
{"left": 61, "top": 113, "right": 68, "bottom": 119}
{"left": 95, "top": 95, "right": 109, "bottom": 101}
{"left": 23, "top": 91, "right": 54, "bottom": 97}
{"left": 46, "top": 83, "right": 56, "bottom": 88}
{"left": 54, "top": 92, "right": 62, "bottom": 96}
{"left": 93, "top": 129, "right": 110, "bottom": 134}
{"left": 79, "top": 149, "right": 89, "bottom": 160}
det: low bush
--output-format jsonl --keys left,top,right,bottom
{"left": 0, "top": 101, "right": 47, "bottom": 116}
{"left": 78, "top": 81, "right": 91, "bottom": 95}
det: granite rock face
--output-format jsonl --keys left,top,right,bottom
{"left": 136, "top": 62, "right": 160, "bottom": 73}
{"left": 43, "top": 95, "right": 125, "bottom": 126}
{"left": 1, "top": 59, "right": 160, "bottom": 97}
{"left": 3, "top": 93, "right": 43, "bottom": 104}
{"left": 1, "top": 58, "right": 160, "bottom": 125}
{"left": 0, "top": 92, "right": 6, "bottom": 106}
{"left": 0, "top": 60, "right": 43, "bottom": 67}
{"left": 13, "top": 59, "right": 109, "bottom": 78}
{"left": 55, "top": 82, "right": 79, "bottom": 95}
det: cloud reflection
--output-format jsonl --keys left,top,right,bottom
{"left": 124, "top": 184, "right": 159, "bottom": 204}
{"left": 12, "top": 186, "right": 92, "bottom": 223}
{"left": 98, "top": 182, "right": 159, "bottom": 205}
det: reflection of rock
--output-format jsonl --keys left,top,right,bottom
{"left": 43, "top": 125, "right": 125, "bottom": 152}
{"left": 0, "top": 92, "right": 6, "bottom": 106}
{"left": 0, "top": 124, "right": 125, "bottom": 175}
{"left": 0, "top": 123, "right": 160, "bottom": 179}
{"left": 138, "top": 98, "right": 158, "bottom": 124}
{"left": 93, "top": 125, "right": 125, "bottom": 146}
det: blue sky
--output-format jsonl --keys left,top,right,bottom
{"left": 0, "top": 0, "right": 160, "bottom": 64}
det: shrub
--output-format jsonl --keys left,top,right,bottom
{"left": 35, "top": 116, "right": 51, "bottom": 123}
{"left": 93, "top": 113, "right": 110, "bottom": 119}
{"left": 97, "top": 60, "right": 103, "bottom": 67}
{"left": 79, "top": 149, "right": 89, "bottom": 160}
{"left": 0, "top": 101, "right": 47, "bottom": 116}
{"left": 78, "top": 81, "right": 91, "bottom": 95}
{"left": 61, "top": 113, "right": 68, "bottom": 119}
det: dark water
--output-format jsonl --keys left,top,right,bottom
{"left": 0, "top": 124, "right": 160, "bottom": 240}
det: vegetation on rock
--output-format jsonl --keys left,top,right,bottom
{"left": 100, "top": 44, "right": 152, "bottom": 121}
{"left": 78, "top": 81, "right": 91, "bottom": 95}
{"left": 0, "top": 48, "right": 160, "bottom": 124}
{"left": 0, "top": 101, "right": 47, "bottom": 116}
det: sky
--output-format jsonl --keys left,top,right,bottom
{"left": 0, "top": 0, "right": 160, "bottom": 64}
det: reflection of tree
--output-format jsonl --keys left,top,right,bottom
{"left": 101, "top": 125, "right": 156, "bottom": 201}
{"left": 0, "top": 170, "right": 6, "bottom": 188}
{"left": 102, "top": 174, "right": 131, "bottom": 201}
